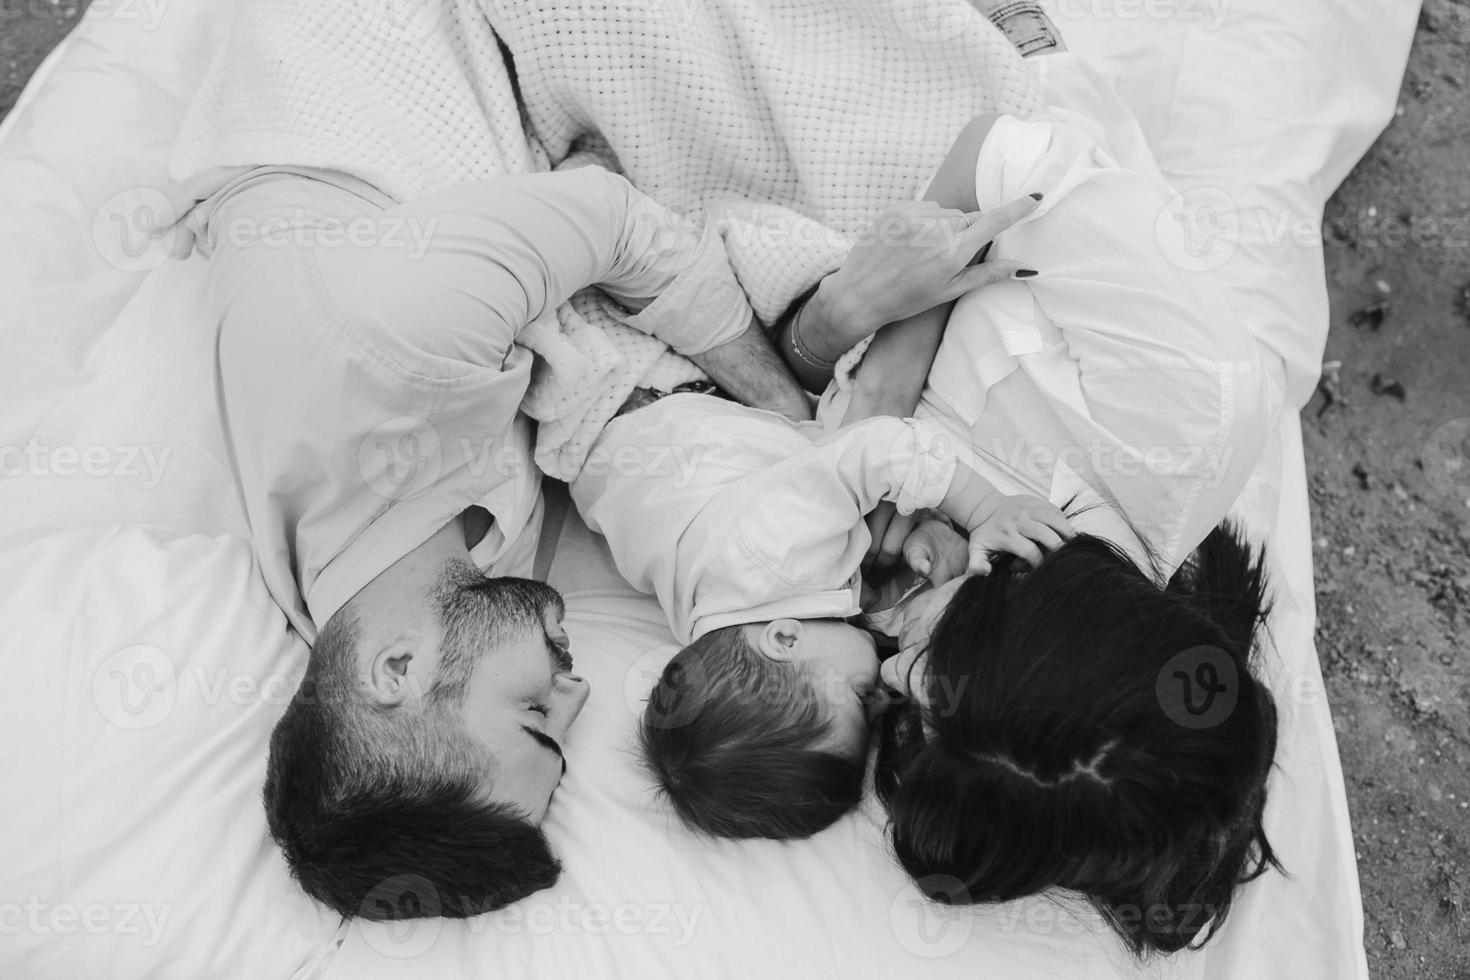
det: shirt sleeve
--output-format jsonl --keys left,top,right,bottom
{"left": 309, "top": 168, "right": 753, "bottom": 377}
{"left": 731, "top": 417, "right": 964, "bottom": 587}
{"left": 966, "top": 114, "right": 1278, "bottom": 567}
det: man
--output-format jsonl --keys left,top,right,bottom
{"left": 192, "top": 163, "right": 809, "bottom": 919}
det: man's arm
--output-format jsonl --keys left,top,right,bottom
{"left": 686, "top": 318, "right": 813, "bottom": 422}
{"left": 315, "top": 167, "right": 810, "bottom": 418}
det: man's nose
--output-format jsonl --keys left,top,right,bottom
{"left": 547, "top": 671, "right": 590, "bottom": 738}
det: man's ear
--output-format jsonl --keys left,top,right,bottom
{"left": 366, "top": 631, "right": 429, "bottom": 706}
{"left": 752, "top": 619, "right": 805, "bottom": 663}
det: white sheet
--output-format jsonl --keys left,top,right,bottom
{"left": 0, "top": 1, "right": 1416, "bottom": 978}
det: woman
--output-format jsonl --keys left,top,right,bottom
{"left": 782, "top": 108, "right": 1282, "bottom": 955}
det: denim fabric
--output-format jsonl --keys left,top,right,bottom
{"left": 976, "top": 0, "right": 1066, "bottom": 57}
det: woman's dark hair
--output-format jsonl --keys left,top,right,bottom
{"left": 876, "top": 521, "right": 1280, "bottom": 956}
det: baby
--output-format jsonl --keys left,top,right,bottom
{"left": 569, "top": 394, "right": 1069, "bottom": 839}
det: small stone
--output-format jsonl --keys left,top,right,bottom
{"left": 1344, "top": 545, "right": 1357, "bottom": 557}
{"left": 1349, "top": 302, "right": 1389, "bottom": 331}
{"left": 1390, "top": 930, "right": 1407, "bottom": 950}
{"left": 1370, "top": 374, "right": 1407, "bottom": 401}
{"left": 1375, "top": 279, "right": 1393, "bottom": 294}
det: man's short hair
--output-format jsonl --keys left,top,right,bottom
{"left": 263, "top": 564, "right": 565, "bottom": 920}
{"left": 638, "top": 624, "right": 864, "bottom": 840}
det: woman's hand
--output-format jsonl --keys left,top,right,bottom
{"left": 802, "top": 193, "right": 1042, "bottom": 358}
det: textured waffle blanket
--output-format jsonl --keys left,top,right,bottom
{"left": 171, "top": 0, "right": 1044, "bottom": 478}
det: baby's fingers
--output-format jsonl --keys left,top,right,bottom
{"left": 966, "top": 541, "right": 993, "bottom": 577}
{"left": 1022, "top": 500, "right": 1075, "bottom": 541}
{"left": 1024, "top": 521, "right": 1066, "bottom": 555}
{"left": 1003, "top": 532, "right": 1046, "bottom": 570}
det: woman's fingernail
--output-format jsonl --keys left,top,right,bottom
{"left": 915, "top": 558, "right": 932, "bottom": 576}
{"left": 1013, "top": 269, "right": 1039, "bottom": 279}
{"left": 1029, "top": 192, "right": 1044, "bottom": 201}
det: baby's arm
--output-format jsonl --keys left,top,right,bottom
{"left": 937, "top": 482, "right": 1074, "bottom": 575}
{"left": 733, "top": 417, "right": 1070, "bottom": 583}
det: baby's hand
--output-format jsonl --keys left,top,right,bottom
{"left": 902, "top": 518, "right": 970, "bottom": 586}
{"left": 966, "top": 494, "right": 1074, "bottom": 574}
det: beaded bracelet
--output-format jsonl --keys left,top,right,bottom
{"left": 776, "top": 280, "right": 837, "bottom": 372}
{"left": 789, "top": 301, "right": 838, "bottom": 371}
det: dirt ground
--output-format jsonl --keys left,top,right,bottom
{"left": 3, "top": 3, "right": 1467, "bottom": 977}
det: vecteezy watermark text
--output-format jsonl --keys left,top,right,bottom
{"left": 0, "top": 899, "right": 171, "bottom": 946}
{"left": 0, "top": 440, "right": 170, "bottom": 489}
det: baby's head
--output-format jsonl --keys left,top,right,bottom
{"left": 638, "top": 618, "right": 883, "bottom": 839}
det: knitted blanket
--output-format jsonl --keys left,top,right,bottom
{"left": 171, "top": 0, "right": 1044, "bottom": 479}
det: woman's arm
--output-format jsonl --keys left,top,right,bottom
{"left": 836, "top": 114, "right": 1023, "bottom": 425}
{"left": 773, "top": 191, "right": 1040, "bottom": 394}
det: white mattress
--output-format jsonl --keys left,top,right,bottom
{"left": 0, "top": 1, "right": 1416, "bottom": 978}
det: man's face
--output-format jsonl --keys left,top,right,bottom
{"left": 438, "top": 580, "right": 591, "bottom": 824}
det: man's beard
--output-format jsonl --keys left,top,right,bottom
{"left": 430, "top": 560, "right": 569, "bottom": 702}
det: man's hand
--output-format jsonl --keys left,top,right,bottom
{"left": 963, "top": 493, "right": 1074, "bottom": 574}
{"left": 686, "top": 317, "right": 813, "bottom": 423}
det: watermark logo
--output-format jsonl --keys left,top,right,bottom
{"left": 92, "top": 187, "right": 178, "bottom": 273}
{"left": 0, "top": 439, "right": 172, "bottom": 489}
{"left": 214, "top": 211, "right": 439, "bottom": 260}
{"left": 614, "top": 0, "right": 699, "bottom": 31}
{"left": 1051, "top": 0, "right": 1231, "bottom": 31}
{"left": 889, "top": 875, "right": 973, "bottom": 958}
{"left": 360, "top": 875, "right": 443, "bottom": 958}
{"left": 90, "top": 645, "right": 305, "bottom": 730}
{"left": 889, "top": 0, "right": 976, "bottom": 44}
{"left": 1155, "top": 189, "right": 1469, "bottom": 272}
{"left": 359, "top": 416, "right": 443, "bottom": 500}
{"left": 627, "top": 644, "right": 706, "bottom": 730}
{"left": 1422, "top": 417, "right": 1470, "bottom": 501}
{"left": 92, "top": 645, "right": 177, "bottom": 730}
{"left": 1156, "top": 187, "right": 1239, "bottom": 273}
{"left": 0, "top": 899, "right": 172, "bottom": 946}
{"left": 0, "top": 0, "right": 169, "bottom": 30}
{"left": 982, "top": 436, "right": 1239, "bottom": 491}
{"left": 1156, "top": 645, "right": 1238, "bottom": 729}
{"left": 355, "top": 0, "right": 442, "bottom": 43}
